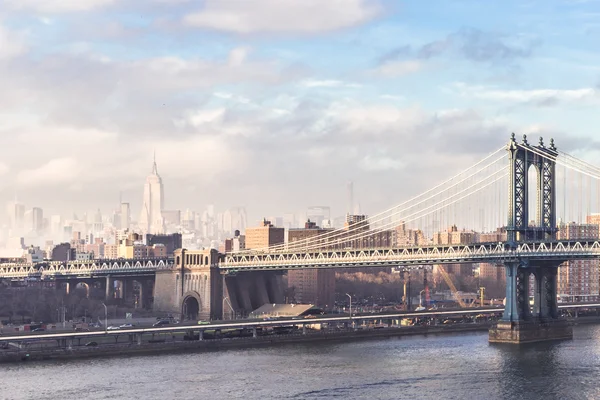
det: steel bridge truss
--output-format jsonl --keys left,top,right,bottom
{"left": 220, "top": 240, "right": 600, "bottom": 272}
{"left": 0, "top": 258, "right": 174, "bottom": 279}
{"left": 507, "top": 134, "right": 558, "bottom": 243}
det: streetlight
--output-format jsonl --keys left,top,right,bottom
{"left": 102, "top": 302, "right": 108, "bottom": 333}
{"left": 346, "top": 293, "right": 352, "bottom": 328}
{"left": 223, "top": 297, "right": 235, "bottom": 320}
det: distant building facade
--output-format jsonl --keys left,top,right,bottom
{"left": 557, "top": 222, "right": 600, "bottom": 300}
{"left": 287, "top": 221, "right": 336, "bottom": 309}
{"left": 245, "top": 219, "right": 285, "bottom": 250}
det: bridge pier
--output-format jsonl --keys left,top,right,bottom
{"left": 105, "top": 275, "right": 114, "bottom": 301}
{"left": 489, "top": 263, "right": 572, "bottom": 344}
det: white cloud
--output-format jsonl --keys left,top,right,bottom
{"left": 452, "top": 82, "right": 598, "bottom": 105}
{"left": 301, "top": 79, "right": 362, "bottom": 88}
{"left": 373, "top": 60, "right": 423, "bottom": 78}
{"left": 360, "top": 154, "right": 404, "bottom": 171}
{"left": 183, "top": 0, "right": 383, "bottom": 34}
{"left": 0, "top": 24, "right": 26, "bottom": 60}
{"left": 5, "top": 0, "right": 115, "bottom": 13}
{"left": 16, "top": 158, "right": 80, "bottom": 187}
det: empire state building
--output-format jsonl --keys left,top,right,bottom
{"left": 140, "top": 155, "right": 165, "bottom": 234}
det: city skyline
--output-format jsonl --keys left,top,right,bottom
{"left": 2, "top": 1, "right": 600, "bottom": 221}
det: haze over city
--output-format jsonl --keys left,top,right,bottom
{"left": 1, "top": 0, "right": 600, "bottom": 223}
{"left": 5, "top": 1, "right": 600, "bottom": 398}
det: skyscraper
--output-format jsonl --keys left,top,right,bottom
{"left": 6, "top": 199, "right": 25, "bottom": 234}
{"left": 139, "top": 155, "right": 165, "bottom": 234}
{"left": 120, "top": 203, "right": 131, "bottom": 230}
{"left": 347, "top": 181, "right": 354, "bottom": 215}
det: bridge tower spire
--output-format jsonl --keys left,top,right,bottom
{"left": 490, "top": 134, "right": 572, "bottom": 344}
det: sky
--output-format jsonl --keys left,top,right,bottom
{"left": 1, "top": 0, "right": 600, "bottom": 224}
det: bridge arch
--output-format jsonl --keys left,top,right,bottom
{"left": 181, "top": 291, "right": 202, "bottom": 321}
{"left": 75, "top": 282, "right": 90, "bottom": 298}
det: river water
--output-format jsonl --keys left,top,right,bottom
{"left": 3, "top": 325, "right": 600, "bottom": 400}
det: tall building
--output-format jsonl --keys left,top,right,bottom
{"left": 245, "top": 219, "right": 285, "bottom": 250}
{"left": 287, "top": 221, "right": 336, "bottom": 309}
{"left": 139, "top": 155, "right": 165, "bottom": 234}
{"left": 6, "top": 200, "right": 25, "bottom": 234}
{"left": 307, "top": 206, "right": 330, "bottom": 228}
{"left": 347, "top": 181, "right": 354, "bottom": 215}
{"left": 120, "top": 203, "right": 131, "bottom": 230}
{"left": 557, "top": 222, "right": 600, "bottom": 300}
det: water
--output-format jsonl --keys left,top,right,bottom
{"left": 3, "top": 325, "right": 600, "bottom": 400}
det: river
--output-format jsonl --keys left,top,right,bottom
{"left": 2, "top": 325, "right": 600, "bottom": 400}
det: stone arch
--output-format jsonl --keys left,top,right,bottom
{"left": 75, "top": 282, "right": 90, "bottom": 298}
{"left": 204, "top": 256, "right": 209, "bottom": 265}
{"left": 181, "top": 291, "right": 202, "bottom": 321}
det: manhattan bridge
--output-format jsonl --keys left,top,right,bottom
{"left": 3, "top": 134, "right": 600, "bottom": 343}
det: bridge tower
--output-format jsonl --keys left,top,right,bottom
{"left": 490, "top": 133, "right": 572, "bottom": 343}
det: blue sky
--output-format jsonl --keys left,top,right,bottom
{"left": 1, "top": 0, "right": 600, "bottom": 222}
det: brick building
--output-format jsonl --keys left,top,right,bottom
{"left": 245, "top": 219, "right": 285, "bottom": 250}
{"left": 556, "top": 222, "right": 600, "bottom": 300}
{"left": 287, "top": 221, "right": 335, "bottom": 309}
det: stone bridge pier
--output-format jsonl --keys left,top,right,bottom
{"left": 489, "top": 262, "right": 572, "bottom": 343}
{"left": 223, "top": 271, "right": 285, "bottom": 318}
{"left": 153, "top": 249, "right": 223, "bottom": 322}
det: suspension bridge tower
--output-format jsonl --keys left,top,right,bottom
{"left": 489, "top": 133, "right": 573, "bottom": 343}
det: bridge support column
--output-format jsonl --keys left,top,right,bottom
{"left": 105, "top": 275, "right": 114, "bottom": 301}
{"left": 490, "top": 263, "right": 571, "bottom": 344}
{"left": 252, "top": 327, "right": 258, "bottom": 338}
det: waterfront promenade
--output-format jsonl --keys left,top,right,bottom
{"left": 2, "top": 303, "right": 599, "bottom": 363}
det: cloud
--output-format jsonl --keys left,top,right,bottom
{"left": 372, "top": 60, "right": 423, "bottom": 78}
{"left": 0, "top": 24, "right": 26, "bottom": 60}
{"left": 379, "top": 28, "right": 538, "bottom": 67}
{"left": 301, "top": 79, "right": 362, "bottom": 88}
{"left": 4, "top": 0, "right": 116, "bottom": 13}
{"left": 360, "top": 154, "right": 404, "bottom": 171}
{"left": 16, "top": 158, "right": 80, "bottom": 187}
{"left": 183, "top": 0, "right": 383, "bottom": 34}
{"left": 452, "top": 82, "right": 598, "bottom": 106}
{"left": 0, "top": 48, "right": 302, "bottom": 136}
{"left": 0, "top": 163, "right": 9, "bottom": 176}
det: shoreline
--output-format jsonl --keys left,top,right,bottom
{"left": 0, "top": 323, "right": 491, "bottom": 364}
{"left": 2, "top": 317, "right": 599, "bottom": 364}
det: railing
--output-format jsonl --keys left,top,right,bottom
{"left": 219, "top": 240, "right": 600, "bottom": 271}
{"left": 0, "top": 258, "right": 175, "bottom": 279}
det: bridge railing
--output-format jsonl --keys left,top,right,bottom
{"left": 0, "top": 258, "right": 175, "bottom": 279}
{"left": 220, "top": 240, "right": 600, "bottom": 270}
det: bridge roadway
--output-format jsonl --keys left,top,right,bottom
{"left": 2, "top": 240, "right": 600, "bottom": 279}
{"left": 1, "top": 303, "right": 598, "bottom": 343}
{"left": 221, "top": 240, "right": 600, "bottom": 272}
{"left": 0, "top": 257, "right": 173, "bottom": 279}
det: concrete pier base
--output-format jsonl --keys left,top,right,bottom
{"left": 489, "top": 319, "right": 573, "bottom": 344}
